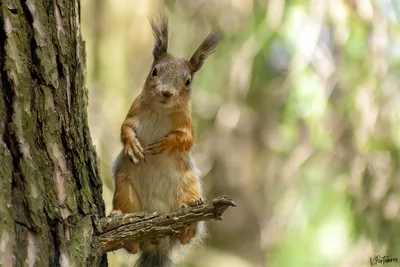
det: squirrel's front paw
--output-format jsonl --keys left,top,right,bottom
{"left": 125, "top": 136, "right": 145, "bottom": 164}
{"left": 144, "top": 138, "right": 170, "bottom": 155}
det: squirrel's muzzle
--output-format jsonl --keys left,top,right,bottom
{"left": 161, "top": 90, "right": 173, "bottom": 98}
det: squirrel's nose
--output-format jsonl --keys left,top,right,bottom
{"left": 161, "top": 90, "right": 173, "bottom": 98}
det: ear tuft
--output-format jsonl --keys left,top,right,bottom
{"left": 189, "top": 28, "right": 223, "bottom": 73}
{"left": 149, "top": 13, "right": 169, "bottom": 60}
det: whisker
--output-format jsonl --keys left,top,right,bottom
{"left": 189, "top": 96, "right": 207, "bottom": 109}
{"left": 118, "top": 84, "right": 137, "bottom": 91}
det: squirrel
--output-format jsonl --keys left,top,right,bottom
{"left": 111, "top": 13, "right": 222, "bottom": 267}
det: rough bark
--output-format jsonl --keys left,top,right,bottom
{"left": 97, "top": 195, "right": 237, "bottom": 253}
{"left": 0, "top": 0, "right": 106, "bottom": 266}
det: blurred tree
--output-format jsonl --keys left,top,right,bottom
{"left": 81, "top": 0, "right": 400, "bottom": 266}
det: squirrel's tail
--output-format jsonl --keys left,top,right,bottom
{"left": 134, "top": 240, "right": 175, "bottom": 267}
{"left": 134, "top": 222, "right": 205, "bottom": 267}
{"left": 134, "top": 250, "right": 173, "bottom": 267}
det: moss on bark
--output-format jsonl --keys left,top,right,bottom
{"left": 0, "top": 0, "right": 107, "bottom": 266}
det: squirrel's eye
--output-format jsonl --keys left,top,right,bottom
{"left": 185, "top": 78, "right": 191, "bottom": 87}
{"left": 151, "top": 67, "right": 158, "bottom": 77}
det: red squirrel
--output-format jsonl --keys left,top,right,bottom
{"left": 111, "top": 13, "right": 222, "bottom": 267}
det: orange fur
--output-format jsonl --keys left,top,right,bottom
{"left": 170, "top": 110, "right": 195, "bottom": 154}
{"left": 112, "top": 174, "right": 140, "bottom": 213}
{"left": 112, "top": 169, "right": 141, "bottom": 253}
{"left": 180, "top": 171, "right": 201, "bottom": 206}
{"left": 178, "top": 170, "right": 202, "bottom": 245}
{"left": 120, "top": 97, "right": 141, "bottom": 144}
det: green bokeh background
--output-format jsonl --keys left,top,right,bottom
{"left": 81, "top": 0, "right": 400, "bottom": 266}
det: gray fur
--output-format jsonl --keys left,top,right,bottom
{"left": 134, "top": 250, "right": 174, "bottom": 267}
{"left": 189, "top": 28, "right": 223, "bottom": 73}
{"left": 150, "top": 13, "right": 169, "bottom": 60}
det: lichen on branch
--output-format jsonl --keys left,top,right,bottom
{"left": 96, "top": 195, "right": 237, "bottom": 253}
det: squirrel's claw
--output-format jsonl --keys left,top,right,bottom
{"left": 144, "top": 138, "right": 168, "bottom": 155}
{"left": 180, "top": 198, "right": 204, "bottom": 210}
{"left": 125, "top": 145, "right": 139, "bottom": 164}
{"left": 127, "top": 151, "right": 138, "bottom": 165}
{"left": 132, "top": 143, "right": 145, "bottom": 159}
{"left": 125, "top": 136, "right": 145, "bottom": 164}
{"left": 109, "top": 209, "right": 123, "bottom": 217}
{"left": 191, "top": 198, "right": 204, "bottom": 206}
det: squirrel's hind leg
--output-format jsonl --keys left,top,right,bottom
{"left": 179, "top": 171, "right": 203, "bottom": 244}
{"left": 112, "top": 173, "right": 141, "bottom": 253}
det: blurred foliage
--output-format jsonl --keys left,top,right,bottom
{"left": 81, "top": 0, "right": 400, "bottom": 266}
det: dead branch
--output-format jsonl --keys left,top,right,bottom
{"left": 96, "top": 195, "right": 237, "bottom": 253}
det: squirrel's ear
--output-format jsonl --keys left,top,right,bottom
{"left": 150, "top": 14, "right": 169, "bottom": 61}
{"left": 189, "top": 29, "right": 222, "bottom": 73}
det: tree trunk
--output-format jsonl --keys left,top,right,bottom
{"left": 0, "top": 0, "right": 107, "bottom": 266}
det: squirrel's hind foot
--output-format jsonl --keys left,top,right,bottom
{"left": 124, "top": 243, "right": 139, "bottom": 254}
{"left": 179, "top": 223, "right": 198, "bottom": 244}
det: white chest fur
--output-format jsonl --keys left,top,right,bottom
{"left": 136, "top": 108, "right": 172, "bottom": 147}
{"left": 114, "top": 108, "right": 182, "bottom": 214}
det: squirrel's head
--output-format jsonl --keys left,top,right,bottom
{"left": 143, "top": 14, "right": 222, "bottom": 109}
